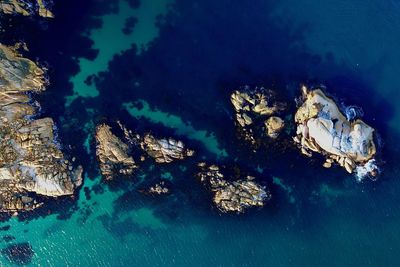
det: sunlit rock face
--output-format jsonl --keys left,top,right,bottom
{"left": 141, "top": 134, "right": 195, "bottom": 163}
{"left": 293, "top": 86, "right": 378, "bottom": 180}
{"left": 0, "top": 0, "right": 54, "bottom": 18}
{"left": 0, "top": 44, "right": 82, "bottom": 212}
{"left": 230, "top": 86, "right": 287, "bottom": 145}
{"left": 95, "top": 122, "right": 194, "bottom": 180}
{"left": 95, "top": 124, "right": 137, "bottom": 180}
{"left": 196, "top": 163, "right": 270, "bottom": 214}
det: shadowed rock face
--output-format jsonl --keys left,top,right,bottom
{"left": 294, "top": 86, "right": 378, "bottom": 179}
{"left": 0, "top": 44, "right": 82, "bottom": 212}
{"left": 95, "top": 124, "right": 137, "bottom": 180}
{"left": 0, "top": 0, "right": 54, "bottom": 18}
{"left": 196, "top": 163, "right": 270, "bottom": 214}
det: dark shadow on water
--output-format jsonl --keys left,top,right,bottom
{"left": 1, "top": 242, "right": 34, "bottom": 266}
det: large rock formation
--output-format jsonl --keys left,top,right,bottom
{"left": 196, "top": 163, "right": 270, "bottom": 213}
{"left": 230, "top": 86, "right": 286, "bottom": 144}
{"left": 95, "top": 122, "right": 194, "bottom": 180}
{"left": 293, "top": 86, "right": 378, "bottom": 179}
{"left": 0, "top": 0, "right": 53, "bottom": 17}
{"left": 141, "top": 134, "right": 194, "bottom": 163}
{"left": 0, "top": 44, "right": 82, "bottom": 212}
{"left": 95, "top": 124, "right": 137, "bottom": 180}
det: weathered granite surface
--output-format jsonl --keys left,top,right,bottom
{"left": 0, "top": 44, "right": 82, "bottom": 212}
{"left": 141, "top": 134, "right": 194, "bottom": 163}
{"left": 230, "top": 86, "right": 286, "bottom": 144}
{"left": 95, "top": 124, "right": 137, "bottom": 180}
{"left": 293, "top": 86, "right": 378, "bottom": 179}
{"left": 0, "top": 0, "right": 53, "bottom": 17}
{"left": 96, "top": 122, "right": 194, "bottom": 179}
{"left": 196, "top": 163, "right": 270, "bottom": 213}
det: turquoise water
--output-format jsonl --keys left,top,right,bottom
{"left": 124, "top": 100, "right": 228, "bottom": 157}
{"left": 1, "top": 0, "right": 400, "bottom": 266}
{"left": 65, "top": 0, "right": 172, "bottom": 104}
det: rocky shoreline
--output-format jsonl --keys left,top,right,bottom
{"left": 0, "top": 0, "right": 54, "bottom": 18}
{"left": 0, "top": 44, "right": 82, "bottom": 213}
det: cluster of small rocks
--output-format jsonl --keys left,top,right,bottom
{"left": 230, "top": 86, "right": 286, "bottom": 144}
{"left": 196, "top": 163, "right": 270, "bottom": 213}
{"left": 146, "top": 181, "right": 170, "bottom": 195}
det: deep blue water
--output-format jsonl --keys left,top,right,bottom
{"left": 0, "top": 0, "right": 400, "bottom": 266}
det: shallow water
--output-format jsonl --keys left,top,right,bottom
{"left": 0, "top": 0, "right": 400, "bottom": 266}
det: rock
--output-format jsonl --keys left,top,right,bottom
{"left": 141, "top": 134, "right": 194, "bottom": 163}
{"left": 0, "top": 44, "right": 82, "bottom": 212}
{"left": 230, "top": 86, "right": 287, "bottom": 144}
{"left": 96, "top": 122, "right": 194, "bottom": 179}
{"left": 0, "top": 0, "right": 54, "bottom": 17}
{"left": 323, "top": 160, "right": 332, "bottom": 168}
{"left": 264, "top": 116, "right": 285, "bottom": 138}
{"left": 95, "top": 124, "right": 137, "bottom": 180}
{"left": 196, "top": 163, "right": 271, "bottom": 213}
{"left": 293, "top": 86, "right": 378, "bottom": 178}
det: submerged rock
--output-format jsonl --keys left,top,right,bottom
{"left": 196, "top": 163, "right": 270, "bottom": 213}
{"left": 294, "top": 86, "right": 378, "bottom": 179}
{"left": 141, "top": 134, "right": 194, "bottom": 163}
{"left": 0, "top": 44, "right": 82, "bottom": 212}
{"left": 0, "top": 0, "right": 54, "bottom": 17}
{"left": 0, "top": 0, "right": 53, "bottom": 18}
{"left": 230, "top": 86, "right": 286, "bottom": 144}
{"left": 144, "top": 181, "right": 170, "bottom": 195}
{"left": 95, "top": 124, "right": 137, "bottom": 180}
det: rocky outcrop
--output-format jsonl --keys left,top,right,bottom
{"left": 96, "top": 123, "right": 194, "bottom": 179}
{"left": 196, "top": 163, "right": 270, "bottom": 213}
{"left": 0, "top": 0, "right": 54, "bottom": 17}
{"left": 141, "top": 134, "right": 194, "bottom": 163}
{"left": 265, "top": 116, "right": 285, "bottom": 139}
{"left": 293, "top": 86, "right": 378, "bottom": 179}
{"left": 95, "top": 124, "right": 137, "bottom": 180}
{"left": 0, "top": 44, "right": 82, "bottom": 212}
{"left": 230, "top": 86, "right": 286, "bottom": 144}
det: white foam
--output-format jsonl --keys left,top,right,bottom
{"left": 355, "top": 159, "right": 379, "bottom": 182}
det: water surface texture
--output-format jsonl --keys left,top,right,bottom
{"left": 1, "top": 0, "right": 400, "bottom": 266}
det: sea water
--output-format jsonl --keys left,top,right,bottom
{"left": 0, "top": 0, "right": 400, "bottom": 266}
